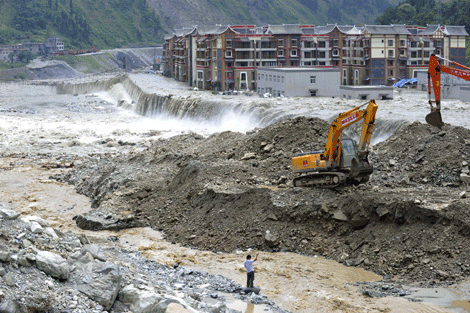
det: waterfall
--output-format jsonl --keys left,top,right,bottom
{"left": 55, "top": 75, "right": 409, "bottom": 139}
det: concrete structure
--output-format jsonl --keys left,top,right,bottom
{"left": 417, "top": 71, "right": 470, "bottom": 98}
{"left": 460, "top": 86, "right": 470, "bottom": 102}
{"left": 163, "top": 24, "right": 467, "bottom": 92}
{"left": 340, "top": 85, "right": 393, "bottom": 100}
{"left": 45, "top": 38, "right": 65, "bottom": 54}
{"left": 257, "top": 67, "right": 340, "bottom": 97}
{"left": 0, "top": 38, "right": 65, "bottom": 61}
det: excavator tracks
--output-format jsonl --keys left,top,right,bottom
{"left": 293, "top": 172, "right": 348, "bottom": 188}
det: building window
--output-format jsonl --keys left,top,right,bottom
{"left": 269, "top": 75, "right": 272, "bottom": 81}
{"left": 226, "top": 40, "right": 232, "bottom": 48}
{"left": 400, "top": 49, "right": 406, "bottom": 56}
{"left": 225, "top": 50, "right": 232, "bottom": 58}
{"left": 310, "top": 76, "right": 316, "bottom": 83}
{"left": 291, "top": 39, "right": 297, "bottom": 47}
{"left": 291, "top": 49, "right": 298, "bottom": 57}
{"left": 388, "top": 69, "right": 393, "bottom": 76}
{"left": 278, "top": 49, "right": 284, "bottom": 57}
{"left": 282, "top": 76, "right": 284, "bottom": 83}
{"left": 388, "top": 60, "right": 394, "bottom": 66}
{"left": 332, "top": 49, "right": 339, "bottom": 57}
{"left": 424, "top": 41, "right": 430, "bottom": 48}
{"left": 400, "top": 40, "right": 406, "bottom": 47}
{"left": 388, "top": 39, "right": 394, "bottom": 46}
{"left": 388, "top": 50, "right": 394, "bottom": 57}
{"left": 258, "top": 74, "right": 260, "bottom": 80}
{"left": 279, "top": 39, "right": 284, "bottom": 47}
{"left": 332, "top": 39, "right": 339, "bottom": 47}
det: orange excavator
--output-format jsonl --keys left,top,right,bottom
{"left": 427, "top": 53, "right": 470, "bottom": 128}
{"left": 292, "top": 99, "right": 378, "bottom": 187}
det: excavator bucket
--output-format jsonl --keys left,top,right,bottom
{"left": 425, "top": 110, "right": 444, "bottom": 129}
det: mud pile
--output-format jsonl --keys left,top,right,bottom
{"left": 56, "top": 117, "right": 470, "bottom": 287}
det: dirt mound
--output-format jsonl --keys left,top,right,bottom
{"left": 371, "top": 121, "right": 470, "bottom": 186}
{"left": 55, "top": 117, "right": 470, "bottom": 287}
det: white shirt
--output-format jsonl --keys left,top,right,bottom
{"left": 244, "top": 259, "right": 254, "bottom": 273}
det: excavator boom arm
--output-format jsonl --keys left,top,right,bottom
{"left": 427, "top": 54, "right": 470, "bottom": 128}
{"left": 323, "top": 100, "right": 378, "bottom": 165}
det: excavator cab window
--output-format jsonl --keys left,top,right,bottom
{"left": 340, "top": 138, "right": 356, "bottom": 168}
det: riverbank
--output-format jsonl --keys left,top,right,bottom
{"left": 1, "top": 64, "right": 469, "bottom": 312}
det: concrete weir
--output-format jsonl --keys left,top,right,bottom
{"left": 55, "top": 74, "right": 235, "bottom": 121}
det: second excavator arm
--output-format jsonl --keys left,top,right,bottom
{"left": 427, "top": 53, "right": 470, "bottom": 128}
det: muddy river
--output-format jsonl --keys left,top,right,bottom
{"left": 1, "top": 78, "right": 470, "bottom": 312}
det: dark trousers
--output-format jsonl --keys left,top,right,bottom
{"left": 247, "top": 271, "right": 254, "bottom": 288}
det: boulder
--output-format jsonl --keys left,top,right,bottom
{"left": 67, "top": 251, "right": 94, "bottom": 265}
{"left": 264, "top": 230, "right": 279, "bottom": 247}
{"left": 30, "top": 221, "right": 43, "bottom": 234}
{"left": 82, "top": 244, "right": 107, "bottom": 262}
{"left": 165, "top": 303, "right": 193, "bottom": 313}
{"left": 118, "top": 284, "right": 162, "bottom": 313}
{"left": 333, "top": 210, "right": 348, "bottom": 222}
{"left": 460, "top": 174, "right": 470, "bottom": 184}
{"left": 35, "top": 251, "right": 70, "bottom": 280}
{"left": 76, "top": 262, "right": 121, "bottom": 310}
{"left": 44, "top": 227, "right": 59, "bottom": 240}
{"left": 0, "top": 208, "right": 20, "bottom": 220}
{"left": 241, "top": 153, "right": 256, "bottom": 160}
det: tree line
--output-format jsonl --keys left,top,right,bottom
{"left": 376, "top": 0, "right": 470, "bottom": 33}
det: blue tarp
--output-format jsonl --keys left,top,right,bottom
{"left": 393, "top": 78, "right": 418, "bottom": 88}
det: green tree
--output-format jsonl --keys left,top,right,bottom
{"left": 396, "top": 3, "right": 417, "bottom": 23}
{"left": 17, "top": 50, "right": 33, "bottom": 63}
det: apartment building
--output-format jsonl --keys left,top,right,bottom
{"left": 162, "top": 24, "right": 467, "bottom": 92}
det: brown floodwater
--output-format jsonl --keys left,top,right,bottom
{"left": 0, "top": 161, "right": 463, "bottom": 313}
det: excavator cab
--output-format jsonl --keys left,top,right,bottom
{"left": 339, "top": 138, "right": 356, "bottom": 168}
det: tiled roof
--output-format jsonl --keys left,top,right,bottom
{"left": 174, "top": 27, "right": 197, "bottom": 37}
{"left": 364, "top": 25, "right": 411, "bottom": 35}
{"left": 197, "top": 25, "right": 232, "bottom": 35}
{"left": 314, "top": 24, "right": 336, "bottom": 34}
{"left": 417, "top": 25, "right": 441, "bottom": 35}
{"left": 267, "top": 24, "right": 302, "bottom": 35}
{"left": 444, "top": 25, "right": 469, "bottom": 36}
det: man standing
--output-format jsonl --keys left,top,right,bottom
{"left": 244, "top": 252, "right": 259, "bottom": 288}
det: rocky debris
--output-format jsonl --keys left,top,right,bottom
{"left": 0, "top": 207, "right": 286, "bottom": 313}
{"left": 54, "top": 117, "right": 470, "bottom": 289}
{"left": 353, "top": 281, "right": 410, "bottom": 298}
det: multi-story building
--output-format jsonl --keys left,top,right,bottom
{"left": 162, "top": 24, "right": 467, "bottom": 92}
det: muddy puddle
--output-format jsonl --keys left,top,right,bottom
{"left": 0, "top": 161, "right": 465, "bottom": 312}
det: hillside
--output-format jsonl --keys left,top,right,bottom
{"left": 148, "top": 0, "right": 400, "bottom": 29}
{"left": 0, "top": 0, "right": 166, "bottom": 49}
{"left": 0, "top": 0, "right": 402, "bottom": 50}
